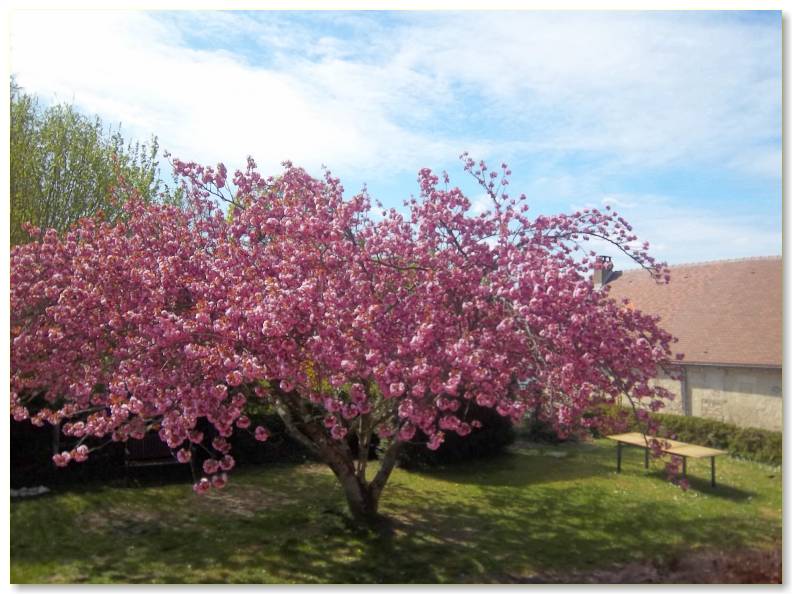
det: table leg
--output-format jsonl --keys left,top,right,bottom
{"left": 711, "top": 457, "right": 716, "bottom": 488}
{"left": 617, "top": 442, "right": 622, "bottom": 473}
{"left": 682, "top": 457, "right": 687, "bottom": 477}
{"left": 644, "top": 447, "right": 649, "bottom": 469}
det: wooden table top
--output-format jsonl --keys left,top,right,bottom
{"left": 606, "top": 432, "right": 727, "bottom": 459}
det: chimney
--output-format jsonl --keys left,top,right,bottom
{"left": 592, "top": 255, "right": 614, "bottom": 288}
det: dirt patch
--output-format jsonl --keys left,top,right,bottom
{"left": 197, "top": 484, "right": 295, "bottom": 517}
{"left": 81, "top": 484, "right": 294, "bottom": 533}
{"left": 295, "top": 464, "right": 334, "bottom": 476}
{"left": 499, "top": 547, "right": 782, "bottom": 584}
{"left": 81, "top": 506, "right": 165, "bottom": 535}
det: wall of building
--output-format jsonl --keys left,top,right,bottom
{"left": 651, "top": 365, "right": 782, "bottom": 432}
{"left": 651, "top": 373, "right": 686, "bottom": 416}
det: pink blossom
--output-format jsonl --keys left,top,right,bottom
{"left": 225, "top": 370, "right": 243, "bottom": 387}
{"left": 399, "top": 423, "right": 417, "bottom": 441}
{"left": 52, "top": 452, "right": 71, "bottom": 467}
{"left": 203, "top": 459, "right": 220, "bottom": 474}
{"left": 330, "top": 425, "right": 348, "bottom": 440}
{"left": 72, "top": 445, "right": 89, "bottom": 463}
{"left": 349, "top": 383, "right": 366, "bottom": 403}
{"left": 427, "top": 432, "right": 445, "bottom": 450}
{"left": 457, "top": 422, "right": 472, "bottom": 436}
{"left": 212, "top": 436, "right": 231, "bottom": 453}
{"left": 389, "top": 382, "right": 405, "bottom": 397}
{"left": 193, "top": 478, "right": 211, "bottom": 495}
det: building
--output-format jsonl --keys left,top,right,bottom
{"left": 601, "top": 256, "right": 782, "bottom": 432}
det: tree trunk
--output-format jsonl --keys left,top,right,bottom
{"left": 315, "top": 439, "right": 383, "bottom": 523}
{"left": 271, "top": 386, "right": 402, "bottom": 525}
{"left": 337, "top": 469, "right": 381, "bottom": 521}
{"left": 335, "top": 439, "right": 404, "bottom": 524}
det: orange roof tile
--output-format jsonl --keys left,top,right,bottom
{"left": 604, "top": 257, "right": 782, "bottom": 367}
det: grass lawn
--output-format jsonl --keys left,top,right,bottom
{"left": 10, "top": 439, "right": 781, "bottom": 583}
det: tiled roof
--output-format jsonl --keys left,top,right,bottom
{"left": 605, "top": 257, "right": 782, "bottom": 367}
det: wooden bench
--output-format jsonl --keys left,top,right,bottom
{"left": 606, "top": 432, "right": 727, "bottom": 487}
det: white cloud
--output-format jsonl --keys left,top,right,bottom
{"left": 10, "top": 11, "right": 457, "bottom": 180}
{"left": 601, "top": 196, "right": 637, "bottom": 209}
{"left": 470, "top": 193, "right": 492, "bottom": 215}
{"left": 395, "top": 11, "right": 780, "bottom": 176}
{"left": 584, "top": 193, "right": 781, "bottom": 268}
{"left": 11, "top": 11, "right": 779, "bottom": 184}
{"left": 9, "top": 9, "right": 780, "bottom": 266}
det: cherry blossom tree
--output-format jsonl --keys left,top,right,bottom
{"left": 11, "top": 154, "right": 677, "bottom": 522}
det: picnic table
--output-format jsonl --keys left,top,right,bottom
{"left": 606, "top": 432, "right": 727, "bottom": 487}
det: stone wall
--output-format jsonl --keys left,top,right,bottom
{"left": 651, "top": 365, "right": 782, "bottom": 432}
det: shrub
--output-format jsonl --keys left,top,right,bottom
{"left": 398, "top": 403, "right": 515, "bottom": 468}
{"left": 518, "top": 415, "right": 566, "bottom": 443}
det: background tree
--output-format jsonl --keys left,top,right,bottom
{"left": 10, "top": 155, "right": 678, "bottom": 524}
{"left": 10, "top": 79, "right": 172, "bottom": 246}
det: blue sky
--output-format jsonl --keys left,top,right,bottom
{"left": 10, "top": 10, "right": 781, "bottom": 268}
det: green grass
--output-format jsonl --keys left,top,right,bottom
{"left": 10, "top": 440, "right": 781, "bottom": 583}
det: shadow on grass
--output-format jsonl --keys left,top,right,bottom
{"left": 587, "top": 442, "right": 756, "bottom": 502}
{"left": 11, "top": 455, "right": 773, "bottom": 584}
{"left": 402, "top": 445, "right": 614, "bottom": 488}
{"left": 640, "top": 471, "right": 755, "bottom": 501}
